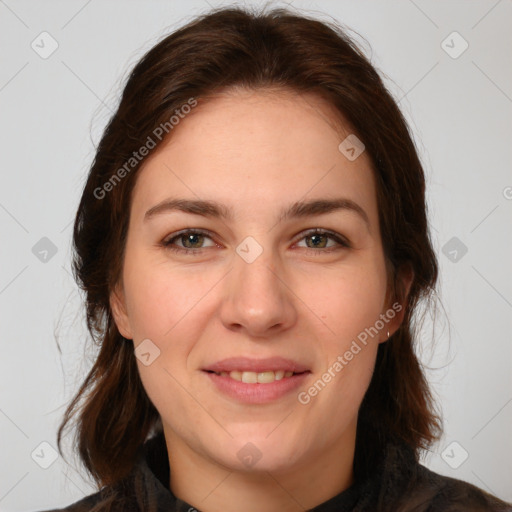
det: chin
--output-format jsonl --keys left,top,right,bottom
{"left": 210, "top": 433, "right": 306, "bottom": 474}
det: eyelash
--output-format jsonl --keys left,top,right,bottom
{"left": 161, "top": 228, "right": 350, "bottom": 256}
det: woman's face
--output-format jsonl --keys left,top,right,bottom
{"left": 111, "top": 89, "right": 405, "bottom": 475}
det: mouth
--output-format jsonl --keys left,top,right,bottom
{"left": 202, "top": 357, "right": 311, "bottom": 404}
{"left": 205, "top": 369, "right": 308, "bottom": 384}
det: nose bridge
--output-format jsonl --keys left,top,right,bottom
{"left": 220, "top": 237, "right": 296, "bottom": 335}
{"left": 236, "top": 244, "right": 280, "bottom": 300}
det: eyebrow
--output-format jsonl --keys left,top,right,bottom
{"left": 144, "top": 197, "right": 370, "bottom": 229}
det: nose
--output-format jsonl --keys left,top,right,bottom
{"left": 219, "top": 245, "right": 298, "bottom": 338}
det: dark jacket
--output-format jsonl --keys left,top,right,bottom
{"left": 38, "top": 431, "right": 512, "bottom": 511}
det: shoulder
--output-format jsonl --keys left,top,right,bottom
{"left": 32, "top": 431, "right": 172, "bottom": 512}
{"left": 401, "top": 463, "right": 512, "bottom": 511}
{"left": 366, "top": 440, "right": 512, "bottom": 512}
{"left": 32, "top": 490, "right": 105, "bottom": 512}
{"left": 32, "top": 434, "right": 170, "bottom": 512}
{"left": 32, "top": 479, "right": 135, "bottom": 512}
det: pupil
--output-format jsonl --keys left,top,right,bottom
{"left": 308, "top": 234, "right": 326, "bottom": 248}
{"left": 184, "top": 234, "right": 202, "bottom": 248}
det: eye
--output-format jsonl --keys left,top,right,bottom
{"left": 294, "top": 229, "right": 350, "bottom": 254}
{"left": 162, "top": 229, "right": 217, "bottom": 255}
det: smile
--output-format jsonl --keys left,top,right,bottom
{"left": 210, "top": 370, "right": 299, "bottom": 383}
{"left": 204, "top": 370, "right": 310, "bottom": 404}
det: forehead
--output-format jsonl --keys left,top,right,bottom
{"left": 130, "top": 89, "right": 379, "bottom": 227}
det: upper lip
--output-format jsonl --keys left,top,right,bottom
{"left": 203, "top": 357, "right": 310, "bottom": 374}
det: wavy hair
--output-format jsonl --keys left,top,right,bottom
{"left": 58, "top": 4, "right": 442, "bottom": 499}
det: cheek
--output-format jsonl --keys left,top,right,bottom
{"left": 310, "top": 260, "right": 388, "bottom": 339}
{"left": 121, "top": 250, "right": 220, "bottom": 401}
{"left": 122, "top": 250, "right": 212, "bottom": 340}
{"left": 301, "top": 256, "right": 386, "bottom": 406}
{"left": 122, "top": 256, "right": 205, "bottom": 418}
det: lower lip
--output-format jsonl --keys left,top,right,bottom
{"left": 204, "top": 371, "right": 310, "bottom": 404}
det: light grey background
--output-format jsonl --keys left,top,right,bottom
{"left": 1, "top": 0, "right": 511, "bottom": 510}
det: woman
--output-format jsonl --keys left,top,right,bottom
{"left": 39, "top": 6, "right": 511, "bottom": 512}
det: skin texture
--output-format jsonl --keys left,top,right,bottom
{"left": 110, "top": 89, "right": 411, "bottom": 512}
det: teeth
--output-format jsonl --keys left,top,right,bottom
{"left": 215, "top": 370, "right": 297, "bottom": 383}
{"left": 256, "top": 371, "right": 275, "bottom": 384}
{"left": 241, "top": 371, "right": 257, "bottom": 384}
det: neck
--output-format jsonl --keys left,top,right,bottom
{"left": 163, "top": 424, "right": 356, "bottom": 512}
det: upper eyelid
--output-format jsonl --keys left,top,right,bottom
{"left": 164, "top": 228, "right": 216, "bottom": 244}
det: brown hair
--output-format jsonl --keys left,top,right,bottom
{"left": 58, "top": 4, "right": 441, "bottom": 494}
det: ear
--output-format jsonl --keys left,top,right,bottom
{"left": 379, "top": 264, "right": 414, "bottom": 343}
{"left": 109, "top": 282, "right": 134, "bottom": 340}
